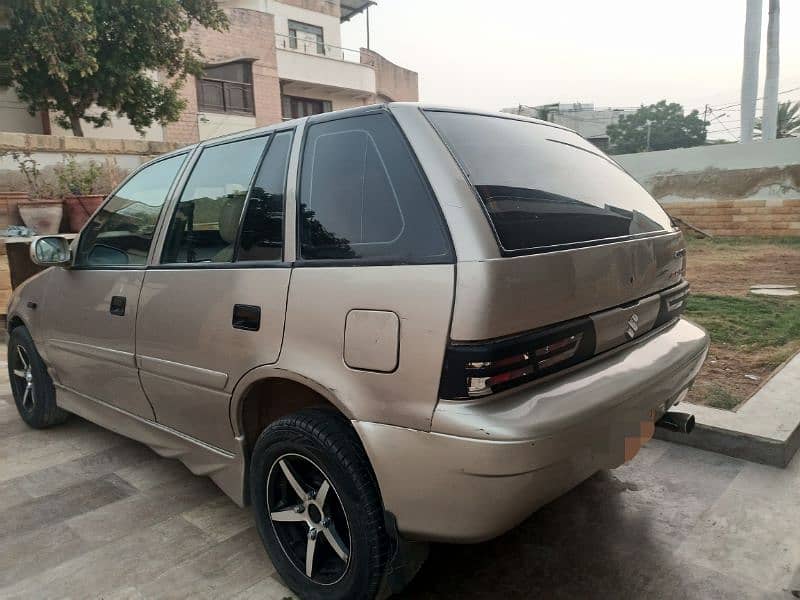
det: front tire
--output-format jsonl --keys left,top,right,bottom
{"left": 250, "top": 408, "right": 389, "bottom": 600}
{"left": 8, "top": 326, "right": 69, "bottom": 429}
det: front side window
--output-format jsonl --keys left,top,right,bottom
{"left": 161, "top": 136, "right": 268, "bottom": 264}
{"left": 425, "top": 111, "right": 673, "bottom": 254}
{"left": 76, "top": 154, "right": 186, "bottom": 267}
{"left": 298, "top": 112, "right": 451, "bottom": 263}
{"left": 238, "top": 131, "right": 293, "bottom": 262}
{"left": 198, "top": 61, "right": 254, "bottom": 115}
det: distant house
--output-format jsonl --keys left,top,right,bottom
{"left": 502, "top": 102, "right": 637, "bottom": 150}
{"left": 0, "top": 0, "right": 418, "bottom": 143}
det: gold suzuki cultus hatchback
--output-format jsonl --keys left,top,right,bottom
{"left": 8, "top": 104, "right": 708, "bottom": 599}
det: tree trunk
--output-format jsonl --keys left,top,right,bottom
{"left": 762, "top": 0, "right": 780, "bottom": 141}
{"left": 69, "top": 114, "right": 84, "bottom": 137}
{"left": 740, "top": 0, "right": 763, "bottom": 143}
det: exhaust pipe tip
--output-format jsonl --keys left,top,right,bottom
{"left": 656, "top": 411, "right": 695, "bottom": 434}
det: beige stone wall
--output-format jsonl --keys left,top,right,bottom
{"left": 360, "top": 48, "right": 418, "bottom": 102}
{"left": 664, "top": 199, "right": 800, "bottom": 237}
{"left": 166, "top": 8, "right": 282, "bottom": 144}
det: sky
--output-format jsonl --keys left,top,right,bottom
{"left": 341, "top": 0, "right": 800, "bottom": 140}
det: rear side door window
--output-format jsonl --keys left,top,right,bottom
{"left": 161, "top": 135, "right": 269, "bottom": 264}
{"left": 237, "top": 131, "right": 294, "bottom": 262}
{"left": 298, "top": 112, "right": 452, "bottom": 263}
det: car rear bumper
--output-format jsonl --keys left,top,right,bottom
{"left": 354, "top": 318, "right": 708, "bottom": 543}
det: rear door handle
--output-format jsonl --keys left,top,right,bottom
{"left": 232, "top": 304, "right": 261, "bottom": 331}
{"left": 110, "top": 296, "right": 126, "bottom": 316}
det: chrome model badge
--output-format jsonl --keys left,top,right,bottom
{"left": 625, "top": 313, "right": 639, "bottom": 340}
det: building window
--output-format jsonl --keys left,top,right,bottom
{"left": 282, "top": 96, "right": 332, "bottom": 120}
{"left": 288, "top": 20, "right": 325, "bottom": 55}
{"left": 197, "top": 61, "right": 255, "bottom": 115}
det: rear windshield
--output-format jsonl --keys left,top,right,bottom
{"left": 425, "top": 111, "right": 673, "bottom": 254}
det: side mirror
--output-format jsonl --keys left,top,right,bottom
{"left": 30, "top": 236, "right": 72, "bottom": 266}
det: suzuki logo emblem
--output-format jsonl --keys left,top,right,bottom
{"left": 625, "top": 313, "right": 639, "bottom": 340}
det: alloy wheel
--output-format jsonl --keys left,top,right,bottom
{"left": 267, "top": 453, "right": 352, "bottom": 585}
{"left": 11, "top": 345, "right": 35, "bottom": 412}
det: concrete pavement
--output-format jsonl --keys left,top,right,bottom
{"left": 1, "top": 366, "right": 799, "bottom": 598}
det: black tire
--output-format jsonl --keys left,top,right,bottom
{"left": 8, "top": 326, "right": 69, "bottom": 429}
{"left": 250, "top": 408, "right": 389, "bottom": 600}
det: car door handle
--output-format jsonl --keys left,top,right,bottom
{"left": 110, "top": 296, "right": 126, "bottom": 316}
{"left": 232, "top": 304, "right": 261, "bottom": 331}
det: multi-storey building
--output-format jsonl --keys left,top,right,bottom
{"left": 0, "top": 0, "right": 418, "bottom": 143}
{"left": 502, "top": 102, "right": 637, "bottom": 150}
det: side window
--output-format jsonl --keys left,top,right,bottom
{"left": 76, "top": 154, "right": 186, "bottom": 267}
{"left": 238, "top": 131, "right": 293, "bottom": 262}
{"left": 299, "top": 112, "right": 451, "bottom": 263}
{"left": 161, "top": 136, "right": 268, "bottom": 264}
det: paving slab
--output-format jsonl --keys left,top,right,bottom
{"left": 656, "top": 352, "right": 800, "bottom": 467}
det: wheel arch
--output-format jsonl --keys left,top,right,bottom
{"left": 230, "top": 367, "right": 355, "bottom": 456}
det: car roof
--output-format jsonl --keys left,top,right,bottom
{"left": 193, "top": 102, "right": 576, "bottom": 149}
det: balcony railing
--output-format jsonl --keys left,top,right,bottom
{"left": 275, "top": 33, "right": 363, "bottom": 64}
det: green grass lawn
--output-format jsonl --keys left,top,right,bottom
{"left": 684, "top": 293, "right": 800, "bottom": 409}
{"left": 686, "top": 294, "right": 800, "bottom": 353}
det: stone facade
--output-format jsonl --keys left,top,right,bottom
{"left": 360, "top": 48, "right": 419, "bottom": 103}
{"left": 275, "top": 0, "right": 340, "bottom": 18}
{"left": 663, "top": 199, "right": 800, "bottom": 237}
{"left": 165, "top": 8, "right": 282, "bottom": 144}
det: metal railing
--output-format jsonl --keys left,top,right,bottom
{"left": 275, "top": 33, "right": 363, "bottom": 64}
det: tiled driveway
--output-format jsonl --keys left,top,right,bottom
{"left": 1, "top": 363, "right": 799, "bottom": 598}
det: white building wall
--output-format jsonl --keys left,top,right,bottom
{"left": 0, "top": 87, "right": 44, "bottom": 134}
{"left": 49, "top": 107, "right": 164, "bottom": 141}
{"left": 276, "top": 49, "right": 375, "bottom": 93}
{"left": 198, "top": 113, "right": 257, "bottom": 140}
{"left": 615, "top": 136, "right": 800, "bottom": 181}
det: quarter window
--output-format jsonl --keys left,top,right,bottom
{"left": 161, "top": 136, "right": 268, "bottom": 264}
{"left": 238, "top": 131, "right": 293, "bottom": 262}
{"left": 75, "top": 154, "right": 186, "bottom": 267}
{"left": 198, "top": 61, "right": 255, "bottom": 115}
{"left": 298, "top": 112, "right": 451, "bottom": 263}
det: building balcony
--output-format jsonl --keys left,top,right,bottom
{"left": 275, "top": 33, "right": 376, "bottom": 95}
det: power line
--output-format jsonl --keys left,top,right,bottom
{"left": 707, "top": 107, "right": 738, "bottom": 141}
{"left": 709, "top": 84, "right": 800, "bottom": 112}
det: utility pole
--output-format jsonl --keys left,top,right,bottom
{"left": 740, "top": 0, "right": 763, "bottom": 143}
{"left": 645, "top": 120, "right": 652, "bottom": 152}
{"left": 762, "top": 0, "right": 780, "bottom": 140}
{"left": 366, "top": 5, "right": 371, "bottom": 50}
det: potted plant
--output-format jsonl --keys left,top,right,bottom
{"left": 56, "top": 157, "right": 106, "bottom": 232}
{"left": 12, "top": 152, "right": 63, "bottom": 235}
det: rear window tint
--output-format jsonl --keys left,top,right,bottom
{"left": 425, "top": 111, "right": 672, "bottom": 254}
{"left": 299, "top": 112, "right": 451, "bottom": 263}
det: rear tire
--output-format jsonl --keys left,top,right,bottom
{"left": 250, "top": 408, "right": 389, "bottom": 600}
{"left": 8, "top": 326, "right": 69, "bottom": 429}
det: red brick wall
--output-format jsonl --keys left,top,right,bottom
{"left": 664, "top": 199, "right": 800, "bottom": 236}
{"left": 165, "top": 8, "right": 282, "bottom": 143}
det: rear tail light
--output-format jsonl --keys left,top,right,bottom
{"left": 440, "top": 280, "right": 690, "bottom": 401}
{"left": 440, "top": 319, "right": 596, "bottom": 400}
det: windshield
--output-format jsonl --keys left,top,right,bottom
{"left": 425, "top": 111, "right": 673, "bottom": 254}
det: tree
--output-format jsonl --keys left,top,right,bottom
{"left": 8, "top": 0, "right": 228, "bottom": 136}
{"left": 606, "top": 101, "right": 708, "bottom": 154}
{"left": 756, "top": 100, "right": 800, "bottom": 138}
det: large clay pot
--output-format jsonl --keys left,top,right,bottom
{"left": 18, "top": 200, "right": 64, "bottom": 235}
{"left": 63, "top": 194, "right": 106, "bottom": 232}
